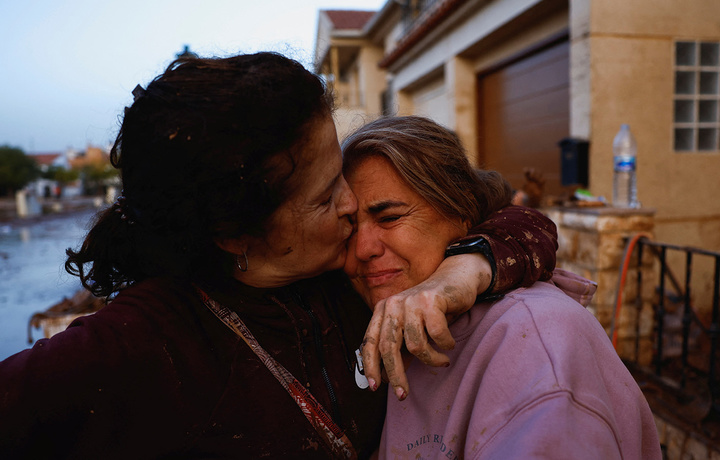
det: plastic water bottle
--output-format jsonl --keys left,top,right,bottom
{"left": 612, "top": 124, "right": 639, "bottom": 208}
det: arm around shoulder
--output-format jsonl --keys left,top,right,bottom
{"left": 458, "top": 205, "right": 557, "bottom": 295}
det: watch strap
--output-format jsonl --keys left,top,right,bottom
{"left": 445, "top": 236, "right": 499, "bottom": 300}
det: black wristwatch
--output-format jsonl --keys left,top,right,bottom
{"left": 444, "top": 236, "right": 500, "bottom": 301}
{"left": 445, "top": 236, "right": 493, "bottom": 259}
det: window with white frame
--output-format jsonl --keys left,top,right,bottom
{"left": 674, "top": 41, "right": 720, "bottom": 152}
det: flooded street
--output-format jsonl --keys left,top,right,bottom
{"left": 0, "top": 209, "right": 97, "bottom": 361}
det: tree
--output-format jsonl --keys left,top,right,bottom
{"left": 81, "top": 162, "right": 118, "bottom": 195}
{"left": 0, "top": 145, "right": 40, "bottom": 196}
{"left": 43, "top": 165, "right": 80, "bottom": 184}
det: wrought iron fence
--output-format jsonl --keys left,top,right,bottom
{"left": 623, "top": 236, "right": 720, "bottom": 429}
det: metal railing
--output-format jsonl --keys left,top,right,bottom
{"left": 400, "top": 0, "right": 440, "bottom": 34}
{"left": 624, "top": 236, "right": 720, "bottom": 425}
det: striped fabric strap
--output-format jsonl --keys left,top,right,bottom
{"left": 194, "top": 285, "right": 358, "bottom": 460}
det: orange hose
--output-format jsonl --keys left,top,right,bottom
{"left": 612, "top": 232, "right": 653, "bottom": 350}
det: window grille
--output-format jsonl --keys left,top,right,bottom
{"left": 673, "top": 41, "right": 720, "bottom": 152}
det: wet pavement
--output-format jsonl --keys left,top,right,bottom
{"left": 0, "top": 209, "right": 97, "bottom": 361}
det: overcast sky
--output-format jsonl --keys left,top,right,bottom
{"left": 0, "top": 0, "right": 385, "bottom": 153}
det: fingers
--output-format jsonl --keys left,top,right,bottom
{"left": 363, "top": 298, "right": 413, "bottom": 400}
{"left": 360, "top": 302, "right": 385, "bottom": 392}
{"left": 360, "top": 285, "right": 462, "bottom": 401}
{"left": 402, "top": 313, "right": 451, "bottom": 366}
{"left": 378, "top": 315, "right": 409, "bottom": 401}
{"left": 422, "top": 309, "right": 456, "bottom": 351}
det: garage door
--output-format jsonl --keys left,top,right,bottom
{"left": 478, "top": 39, "right": 570, "bottom": 197}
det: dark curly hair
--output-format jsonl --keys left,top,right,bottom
{"left": 66, "top": 52, "right": 334, "bottom": 298}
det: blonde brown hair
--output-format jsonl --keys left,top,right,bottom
{"left": 342, "top": 116, "right": 513, "bottom": 225}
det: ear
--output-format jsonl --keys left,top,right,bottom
{"left": 462, "top": 219, "right": 472, "bottom": 233}
{"left": 214, "top": 236, "right": 248, "bottom": 256}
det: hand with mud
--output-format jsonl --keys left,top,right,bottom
{"left": 360, "top": 252, "right": 492, "bottom": 401}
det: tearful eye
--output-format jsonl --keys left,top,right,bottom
{"left": 379, "top": 215, "right": 400, "bottom": 224}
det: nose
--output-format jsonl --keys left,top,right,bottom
{"left": 337, "top": 175, "right": 358, "bottom": 218}
{"left": 354, "top": 221, "right": 384, "bottom": 262}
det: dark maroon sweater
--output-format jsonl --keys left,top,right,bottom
{"left": 0, "top": 272, "right": 384, "bottom": 459}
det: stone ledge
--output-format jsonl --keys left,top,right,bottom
{"left": 544, "top": 206, "right": 656, "bottom": 232}
{"left": 545, "top": 205, "right": 657, "bottom": 217}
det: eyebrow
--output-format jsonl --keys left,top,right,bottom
{"left": 367, "top": 200, "right": 408, "bottom": 214}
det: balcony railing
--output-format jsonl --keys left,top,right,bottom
{"left": 621, "top": 236, "right": 720, "bottom": 433}
{"left": 400, "top": 0, "right": 440, "bottom": 34}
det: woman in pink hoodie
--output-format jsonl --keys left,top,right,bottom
{"left": 342, "top": 116, "right": 662, "bottom": 460}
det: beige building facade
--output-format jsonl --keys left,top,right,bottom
{"left": 315, "top": 0, "right": 720, "bottom": 309}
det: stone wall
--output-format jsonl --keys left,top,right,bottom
{"left": 545, "top": 205, "right": 720, "bottom": 459}
{"left": 544, "top": 206, "right": 656, "bottom": 363}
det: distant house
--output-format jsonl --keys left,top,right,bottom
{"left": 68, "top": 146, "right": 117, "bottom": 196}
{"left": 29, "top": 151, "right": 70, "bottom": 198}
{"left": 31, "top": 152, "right": 68, "bottom": 173}
{"left": 314, "top": 9, "right": 386, "bottom": 138}
{"left": 29, "top": 146, "right": 113, "bottom": 198}
{"left": 67, "top": 146, "right": 110, "bottom": 170}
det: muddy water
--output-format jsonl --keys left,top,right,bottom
{"left": 0, "top": 209, "right": 97, "bottom": 361}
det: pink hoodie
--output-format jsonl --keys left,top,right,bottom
{"left": 380, "top": 270, "right": 661, "bottom": 459}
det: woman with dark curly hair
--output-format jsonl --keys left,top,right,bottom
{"left": 0, "top": 53, "right": 557, "bottom": 459}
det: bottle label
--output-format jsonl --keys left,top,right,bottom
{"left": 614, "top": 156, "right": 636, "bottom": 172}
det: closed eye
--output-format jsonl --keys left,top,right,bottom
{"left": 368, "top": 200, "right": 409, "bottom": 224}
{"left": 320, "top": 194, "right": 333, "bottom": 206}
{"left": 378, "top": 215, "right": 401, "bottom": 224}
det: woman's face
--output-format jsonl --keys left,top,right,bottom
{"left": 344, "top": 156, "right": 468, "bottom": 306}
{"left": 235, "top": 117, "right": 357, "bottom": 287}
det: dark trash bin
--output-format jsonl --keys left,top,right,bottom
{"left": 558, "top": 137, "right": 589, "bottom": 187}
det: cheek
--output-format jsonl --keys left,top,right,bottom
{"left": 320, "top": 210, "right": 343, "bottom": 235}
{"left": 404, "top": 222, "right": 464, "bottom": 281}
{"left": 401, "top": 228, "right": 453, "bottom": 281}
{"left": 409, "top": 252, "right": 446, "bottom": 283}
{"left": 305, "top": 214, "right": 341, "bottom": 251}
